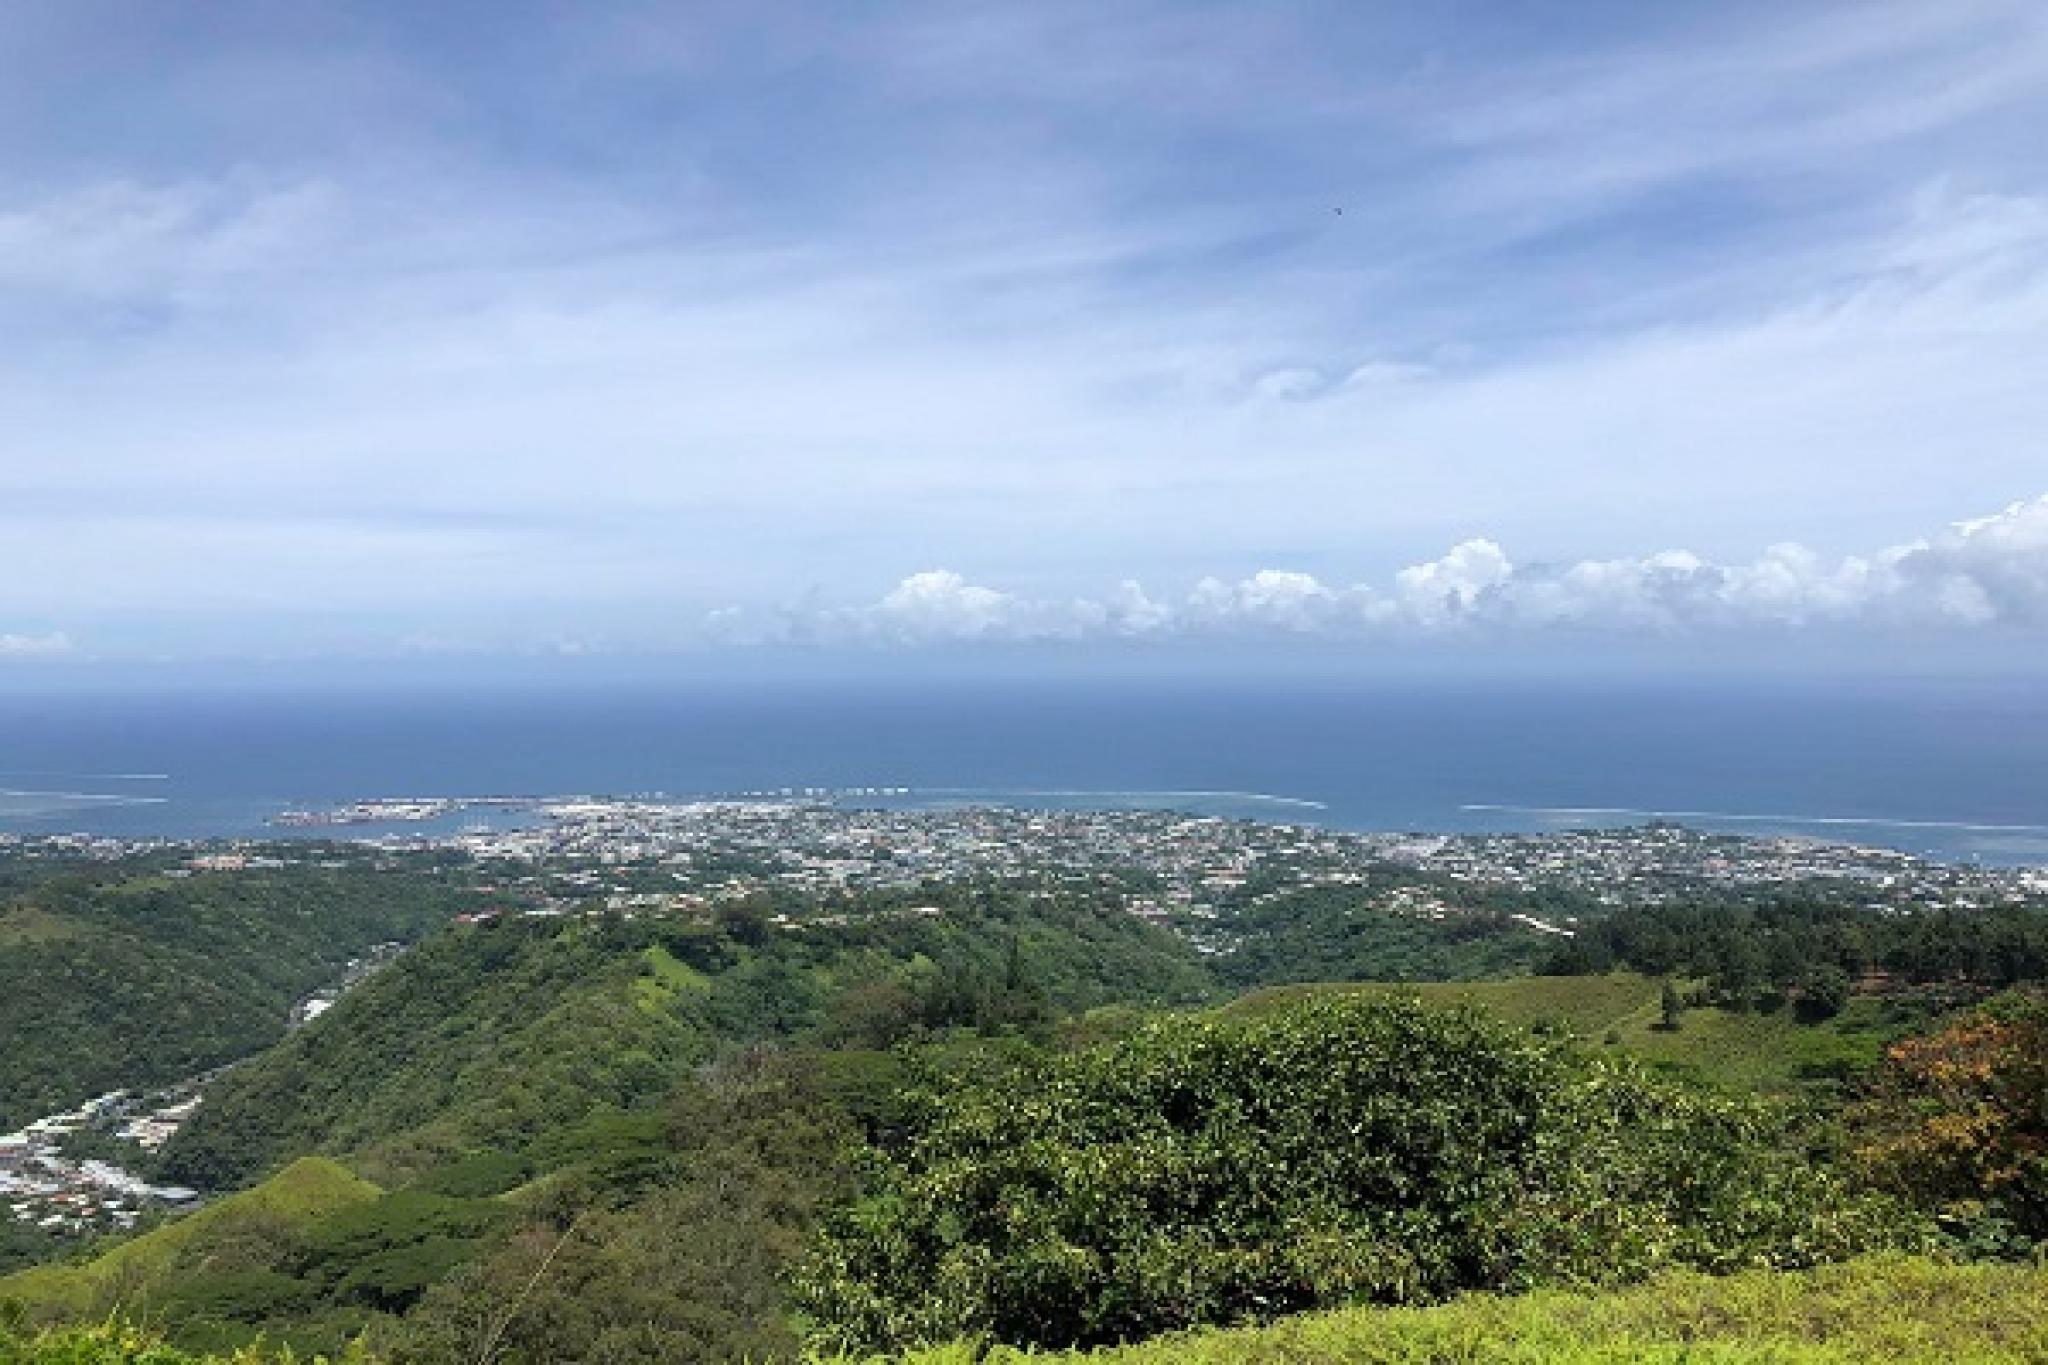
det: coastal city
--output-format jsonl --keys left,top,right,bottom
{"left": 434, "top": 795, "right": 2042, "bottom": 909}
{"left": 11, "top": 795, "right": 2047, "bottom": 914}
{"left": 10, "top": 794, "right": 2045, "bottom": 922}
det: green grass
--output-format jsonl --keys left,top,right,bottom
{"left": 878, "top": 1256, "right": 2048, "bottom": 1363}
{"left": 0, "top": 1159, "right": 380, "bottom": 1316}
{"left": 0, "top": 906, "right": 83, "bottom": 947}
{"left": 11, "top": 1257, "right": 2042, "bottom": 1363}
{"left": 1224, "top": 974, "right": 1918, "bottom": 1092}
{"left": 630, "top": 943, "right": 708, "bottom": 1014}
{"left": 1225, "top": 973, "right": 1657, "bottom": 1028}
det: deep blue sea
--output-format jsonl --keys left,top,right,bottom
{"left": 2, "top": 676, "right": 2046, "bottom": 865}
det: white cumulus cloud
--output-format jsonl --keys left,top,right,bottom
{"left": 864, "top": 570, "right": 1019, "bottom": 641}
{"left": 717, "top": 492, "right": 2048, "bottom": 646}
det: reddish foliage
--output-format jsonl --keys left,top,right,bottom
{"left": 1854, "top": 992, "right": 2048, "bottom": 1235}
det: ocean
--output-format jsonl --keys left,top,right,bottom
{"left": 2, "top": 675, "right": 2045, "bottom": 865}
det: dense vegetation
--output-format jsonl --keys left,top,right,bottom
{"left": 1212, "top": 881, "right": 1555, "bottom": 986}
{"left": 799, "top": 997, "right": 1907, "bottom": 1353}
{"left": 8, "top": 971, "right": 2041, "bottom": 1360}
{"left": 1544, "top": 893, "right": 2048, "bottom": 1008}
{"left": 392, "top": 1049, "right": 869, "bottom": 1363}
{"left": 0, "top": 852, "right": 483, "bottom": 1128}
{"left": 158, "top": 882, "right": 1213, "bottom": 1189}
{"left": 7, "top": 847, "right": 2048, "bottom": 1362}
{"left": 1851, "top": 990, "right": 2048, "bottom": 1245}
{"left": 1228, "top": 973, "right": 1938, "bottom": 1095}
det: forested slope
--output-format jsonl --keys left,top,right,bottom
{"left": 0, "top": 853, "right": 483, "bottom": 1127}
{"left": 159, "top": 884, "right": 1216, "bottom": 1189}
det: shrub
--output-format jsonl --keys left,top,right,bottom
{"left": 798, "top": 997, "right": 1909, "bottom": 1352}
{"left": 1798, "top": 966, "right": 1854, "bottom": 1022}
{"left": 1853, "top": 990, "right": 2048, "bottom": 1242}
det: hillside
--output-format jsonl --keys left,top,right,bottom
{"left": 0, "top": 884, "right": 1220, "bottom": 1355}
{"left": 0, "top": 1157, "right": 380, "bottom": 1315}
{"left": 0, "top": 851, "right": 485, "bottom": 1128}
{"left": 159, "top": 884, "right": 1216, "bottom": 1189}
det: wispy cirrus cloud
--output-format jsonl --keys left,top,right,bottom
{"left": 0, "top": 631, "right": 72, "bottom": 658}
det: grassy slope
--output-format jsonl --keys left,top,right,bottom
{"left": 1224, "top": 974, "right": 1915, "bottom": 1092}
{"left": 888, "top": 1256, "right": 2048, "bottom": 1364}
{"left": 630, "top": 942, "right": 709, "bottom": 1013}
{"left": 0, "top": 906, "right": 84, "bottom": 947}
{"left": 0, "top": 1158, "right": 380, "bottom": 1315}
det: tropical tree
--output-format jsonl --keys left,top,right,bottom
{"left": 1854, "top": 991, "right": 2048, "bottom": 1241}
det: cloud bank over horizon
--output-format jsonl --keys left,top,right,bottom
{"left": 716, "top": 494, "right": 2048, "bottom": 647}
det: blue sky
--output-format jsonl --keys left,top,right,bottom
{"left": 3, "top": 1, "right": 2047, "bottom": 665}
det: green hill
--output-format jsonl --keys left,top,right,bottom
{"left": 158, "top": 885, "right": 1214, "bottom": 1191}
{"left": 7, "top": 884, "right": 2031, "bottom": 1363}
{"left": 156, "top": 917, "right": 703, "bottom": 1189}
{"left": 0, "top": 1157, "right": 380, "bottom": 1316}
{"left": 0, "top": 852, "right": 485, "bottom": 1129}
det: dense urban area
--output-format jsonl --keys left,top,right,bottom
{"left": 31, "top": 795, "right": 2048, "bottom": 913}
